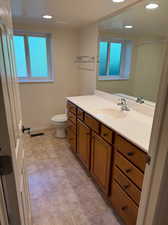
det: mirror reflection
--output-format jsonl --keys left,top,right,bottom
{"left": 96, "top": 0, "right": 167, "bottom": 102}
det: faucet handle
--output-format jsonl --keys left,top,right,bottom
{"left": 117, "top": 98, "right": 126, "bottom": 106}
{"left": 136, "top": 96, "right": 144, "bottom": 104}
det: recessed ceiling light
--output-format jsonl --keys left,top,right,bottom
{"left": 145, "top": 3, "right": 159, "bottom": 10}
{"left": 124, "top": 25, "right": 133, "bottom": 29}
{"left": 112, "top": 0, "right": 125, "bottom": 3}
{"left": 42, "top": 15, "right": 53, "bottom": 19}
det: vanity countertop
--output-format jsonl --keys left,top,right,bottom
{"left": 67, "top": 94, "right": 154, "bottom": 153}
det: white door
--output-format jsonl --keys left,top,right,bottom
{"left": 0, "top": 21, "right": 31, "bottom": 225}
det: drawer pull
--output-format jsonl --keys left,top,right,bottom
{"left": 125, "top": 168, "right": 132, "bottom": 173}
{"left": 127, "top": 152, "right": 134, "bottom": 156}
{"left": 121, "top": 206, "right": 128, "bottom": 211}
{"left": 123, "top": 184, "right": 130, "bottom": 189}
{"left": 103, "top": 133, "right": 108, "bottom": 137}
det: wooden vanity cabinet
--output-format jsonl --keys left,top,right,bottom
{"left": 91, "top": 132, "right": 112, "bottom": 194}
{"left": 66, "top": 100, "right": 148, "bottom": 225}
{"left": 67, "top": 101, "right": 77, "bottom": 115}
{"left": 84, "top": 113, "right": 100, "bottom": 134}
{"left": 111, "top": 181, "right": 138, "bottom": 225}
{"left": 77, "top": 108, "right": 84, "bottom": 121}
{"left": 67, "top": 120, "right": 76, "bottom": 153}
{"left": 67, "top": 101, "right": 77, "bottom": 153}
{"left": 115, "top": 135, "right": 147, "bottom": 172}
{"left": 113, "top": 166, "right": 141, "bottom": 205}
{"left": 77, "top": 119, "right": 91, "bottom": 170}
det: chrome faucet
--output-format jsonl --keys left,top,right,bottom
{"left": 117, "top": 98, "right": 130, "bottom": 111}
{"left": 136, "top": 96, "right": 144, "bottom": 104}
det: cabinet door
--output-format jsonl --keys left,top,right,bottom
{"left": 67, "top": 121, "right": 76, "bottom": 153}
{"left": 91, "top": 133, "right": 112, "bottom": 195}
{"left": 77, "top": 120, "right": 91, "bottom": 169}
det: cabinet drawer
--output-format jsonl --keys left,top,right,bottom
{"left": 115, "top": 135, "right": 146, "bottom": 172}
{"left": 101, "top": 124, "right": 113, "bottom": 144}
{"left": 77, "top": 108, "right": 84, "bottom": 121}
{"left": 67, "top": 101, "right": 77, "bottom": 115}
{"left": 68, "top": 111, "right": 76, "bottom": 125}
{"left": 111, "top": 181, "right": 138, "bottom": 225}
{"left": 84, "top": 113, "right": 100, "bottom": 133}
{"left": 115, "top": 152, "right": 144, "bottom": 189}
{"left": 113, "top": 167, "right": 141, "bottom": 205}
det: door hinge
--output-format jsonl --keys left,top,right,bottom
{"left": 22, "top": 125, "right": 31, "bottom": 134}
{"left": 0, "top": 156, "right": 13, "bottom": 175}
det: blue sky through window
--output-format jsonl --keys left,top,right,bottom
{"left": 13, "top": 36, "right": 27, "bottom": 77}
{"left": 99, "top": 41, "right": 122, "bottom": 76}
{"left": 28, "top": 36, "right": 48, "bottom": 77}
{"left": 109, "top": 43, "right": 122, "bottom": 75}
{"left": 99, "top": 42, "right": 108, "bottom": 76}
{"left": 13, "top": 34, "right": 49, "bottom": 79}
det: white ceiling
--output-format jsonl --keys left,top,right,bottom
{"left": 99, "top": 0, "right": 168, "bottom": 38}
{"left": 11, "top": 0, "right": 143, "bottom": 27}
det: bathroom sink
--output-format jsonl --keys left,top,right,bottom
{"left": 92, "top": 107, "right": 127, "bottom": 119}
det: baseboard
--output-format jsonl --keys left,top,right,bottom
{"left": 29, "top": 125, "right": 54, "bottom": 133}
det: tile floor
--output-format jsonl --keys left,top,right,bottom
{"left": 24, "top": 129, "right": 121, "bottom": 225}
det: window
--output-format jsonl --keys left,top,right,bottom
{"left": 13, "top": 32, "right": 52, "bottom": 82}
{"left": 98, "top": 40, "right": 133, "bottom": 80}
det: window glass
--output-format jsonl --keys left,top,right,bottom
{"left": 99, "top": 42, "right": 108, "bottom": 76}
{"left": 109, "top": 42, "right": 122, "bottom": 75}
{"left": 28, "top": 36, "right": 48, "bottom": 77}
{"left": 13, "top": 36, "right": 27, "bottom": 77}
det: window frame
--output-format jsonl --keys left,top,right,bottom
{"left": 98, "top": 38, "right": 132, "bottom": 81}
{"left": 13, "top": 31, "right": 53, "bottom": 83}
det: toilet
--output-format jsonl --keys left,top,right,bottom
{"left": 51, "top": 114, "right": 67, "bottom": 138}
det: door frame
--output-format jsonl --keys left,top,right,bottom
{"left": 0, "top": 23, "right": 22, "bottom": 225}
{"left": 0, "top": 179, "right": 9, "bottom": 225}
{"left": 137, "top": 44, "right": 168, "bottom": 225}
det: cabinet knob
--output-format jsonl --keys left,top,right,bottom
{"left": 127, "top": 152, "right": 134, "bottom": 156}
{"left": 121, "top": 206, "right": 128, "bottom": 211}
{"left": 103, "top": 133, "right": 108, "bottom": 137}
{"left": 125, "top": 168, "right": 132, "bottom": 173}
{"left": 123, "top": 184, "right": 130, "bottom": 189}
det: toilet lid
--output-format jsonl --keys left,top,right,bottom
{"left": 51, "top": 114, "right": 67, "bottom": 122}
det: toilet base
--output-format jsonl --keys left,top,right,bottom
{"left": 55, "top": 127, "right": 66, "bottom": 138}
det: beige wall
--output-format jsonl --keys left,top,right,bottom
{"left": 14, "top": 23, "right": 99, "bottom": 130}
{"left": 96, "top": 31, "right": 166, "bottom": 102}
{"left": 14, "top": 24, "right": 80, "bottom": 130}
{"left": 78, "top": 24, "right": 98, "bottom": 95}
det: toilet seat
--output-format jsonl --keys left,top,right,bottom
{"left": 51, "top": 114, "right": 67, "bottom": 123}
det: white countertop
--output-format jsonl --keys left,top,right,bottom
{"left": 67, "top": 94, "right": 154, "bottom": 153}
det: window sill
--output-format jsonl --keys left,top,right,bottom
{"left": 17, "top": 79, "right": 54, "bottom": 84}
{"left": 98, "top": 75, "right": 129, "bottom": 81}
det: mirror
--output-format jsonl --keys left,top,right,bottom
{"left": 96, "top": 0, "right": 168, "bottom": 102}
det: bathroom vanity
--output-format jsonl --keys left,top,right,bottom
{"left": 66, "top": 93, "right": 153, "bottom": 225}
